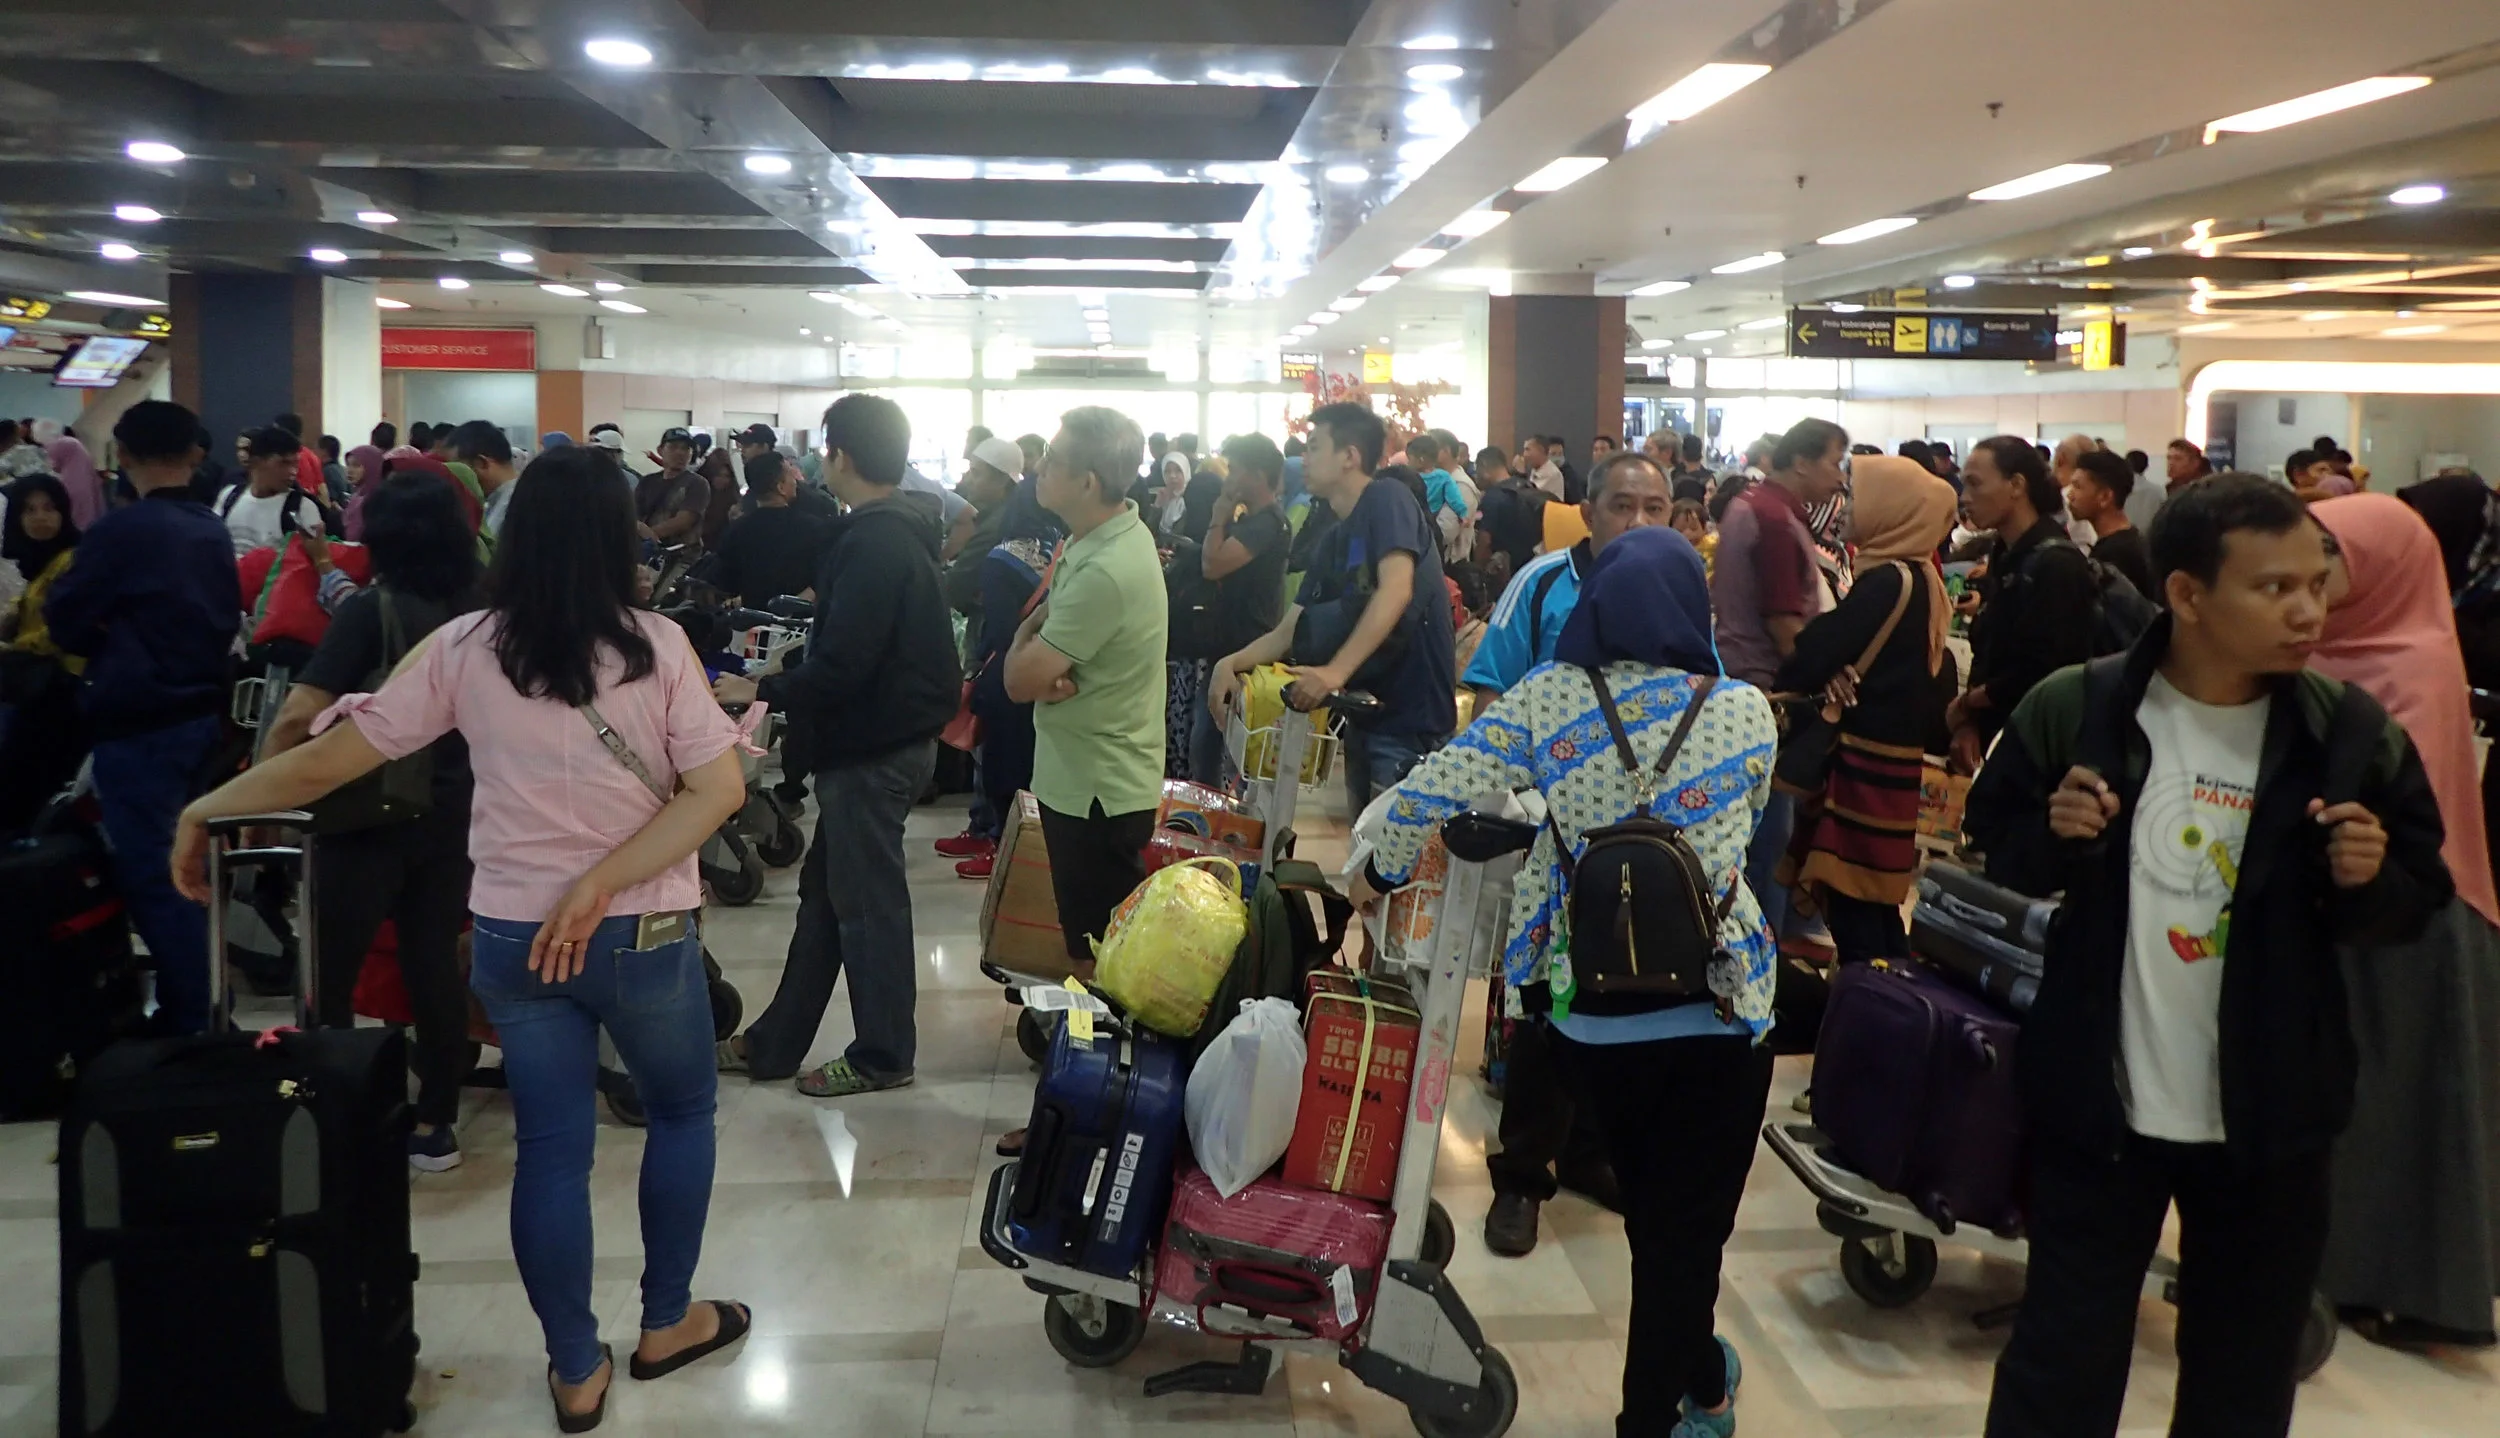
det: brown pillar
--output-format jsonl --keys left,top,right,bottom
{"left": 1485, "top": 294, "right": 1627, "bottom": 463}
{"left": 166, "top": 272, "right": 325, "bottom": 443}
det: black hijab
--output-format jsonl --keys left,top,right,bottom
{"left": 2, "top": 473, "right": 80, "bottom": 581}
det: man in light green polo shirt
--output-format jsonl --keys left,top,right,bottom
{"left": 1005, "top": 404, "right": 1166, "bottom": 965}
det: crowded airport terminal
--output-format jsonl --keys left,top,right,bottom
{"left": 3, "top": 1, "right": 2500, "bottom": 1434}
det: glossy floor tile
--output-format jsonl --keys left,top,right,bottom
{"left": 3, "top": 792, "right": 2491, "bottom": 1435}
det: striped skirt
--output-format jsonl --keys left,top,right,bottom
{"left": 1791, "top": 735, "right": 1927, "bottom": 906}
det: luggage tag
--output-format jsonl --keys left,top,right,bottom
{"left": 1062, "top": 977, "right": 1095, "bottom": 1049}
{"left": 1329, "top": 1264, "right": 1358, "bottom": 1328}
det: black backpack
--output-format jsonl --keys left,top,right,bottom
{"left": 1555, "top": 671, "right": 1738, "bottom": 1016}
{"left": 2018, "top": 535, "right": 2158, "bottom": 656}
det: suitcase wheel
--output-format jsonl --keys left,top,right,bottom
{"left": 2295, "top": 1289, "right": 2338, "bottom": 1382}
{"left": 1041, "top": 1292, "right": 1145, "bottom": 1368}
{"left": 1408, "top": 1345, "right": 1516, "bottom": 1438}
{"left": 1838, "top": 1232, "right": 1937, "bottom": 1308}
{"left": 1016, "top": 1008, "right": 1055, "bottom": 1066}
{"left": 1421, "top": 1199, "right": 1455, "bottom": 1270}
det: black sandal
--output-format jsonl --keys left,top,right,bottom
{"left": 549, "top": 1343, "right": 612, "bottom": 1433}
{"left": 628, "top": 1300, "right": 753, "bottom": 1381}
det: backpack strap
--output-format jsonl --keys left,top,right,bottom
{"left": 1523, "top": 558, "right": 1570, "bottom": 662}
{"left": 1587, "top": 668, "right": 1718, "bottom": 815}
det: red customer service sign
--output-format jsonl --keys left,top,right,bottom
{"left": 381, "top": 327, "right": 536, "bottom": 371}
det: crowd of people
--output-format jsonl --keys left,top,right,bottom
{"left": 2, "top": 387, "right": 2495, "bottom": 1437}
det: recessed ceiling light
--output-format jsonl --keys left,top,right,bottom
{"left": 541, "top": 283, "right": 589, "bottom": 297}
{"left": 2177, "top": 320, "right": 2235, "bottom": 333}
{"left": 437, "top": 277, "right": 469, "bottom": 290}
{"left": 583, "top": 38, "right": 654, "bottom": 67}
{"left": 1826, "top": 302, "right": 1865, "bottom": 313}
{"left": 1629, "top": 280, "right": 1691, "bottom": 297}
{"left": 1816, "top": 217, "right": 1918, "bottom": 245}
{"left": 1942, "top": 273, "right": 1978, "bottom": 289}
{"left": 2206, "top": 76, "right": 2430, "bottom": 137}
{"left": 1291, "top": 324, "right": 1317, "bottom": 335}
{"left": 743, "top": 153, "right": 793, "bottom": 175}
{"left": 308, "top": 247, "right": 348, "bottom": 264}
{"left": 1329, "top": 296, "right": 1365, "bottom": 311}
{"left": 1405, "top": 34, "right": 1461, "bottom": 50}
{"left": 1640, "top": 338, "right": 1673, "bottom": 350}
{"left": 1625, "top": 63, "right": 1772, "bottom": 143}
{"left": 2300, "top": 311, "right": 2346, "bottom": 321}
{"left": 1440, "top": 209, "right": 1510, "bottom": 239}
{"left": 113, "top": 204, "right": 162, "bottom": 223}
{"left": 374, "top": 296, "right": 411, "bottom": 309}
{"left": 2389, "top": 184, "right": 2445, "bottom": 206}
{"left": 1738, "top": 317, "right": 1785, "bottom": 331}
{"left": 2122, "top": 246, "right": 2155, "bottom": 257}
{"left": 798, "top": 327, "right": 810, "bottom": 335}
{"left": 1969, "top": 163, "right": 2111, "bottom": 201}
{"left": 499, "top": 250, "right": 533, "bottom": 264}
{"left": 1357, "top": 275, "right": 1400, "bottom": 292}
{"left": 1083, "top": 308, "right": 1108, "bottom": 320}
{"left": 65, "top": 289, "right": 163, "bottom": 306}
{"left": 357, "top": 210, "right": 397, "bottom": 224}
{"left": 1684, "top": 329, "right": 1728, "bottom": 340}
{"left": 1323, "top": 164, "right": 1368, "bottom": 184}
{"left": 1308, "top": 311, "right": 1339, "bottom": 324}
{"left": 1392, "top": 248, "right": 1445, "bottom": 270}
{"left": 593, "top": 281, "right": 624, "bottom": 293}
{"left": 98, "top": 242, "right": 139, "bottom": 261}
{"left": 1514, "top": 156, "right": 1608, "bottom": 192}
{"left": 124, "top": 140, "right": 184, "bottom": 164}
{"left": 1407, "top": 63, "right": 1464, "bottom": 82}
{"left": 1710, "top": 251, "right": 1784, "bottom": 274}
{"left": 599, "top": 299, "right": 647, "bottom": 314}
{"left": 2382, "top": 323, "right": 2447, "bottom": 336}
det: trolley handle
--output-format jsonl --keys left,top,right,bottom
{"left": 203, "top": 811, "right": 322, "bottom": 1034}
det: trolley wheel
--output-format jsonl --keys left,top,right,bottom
{"left": 708, "top": 858, "right": 765, "bottom": 907}
{"left": 755, "top": 816, "right": 806, "bottom": 869}
{"left": 1410, "top": 1346, "right": 1517, "bottom": 1438}
{"left": 708, "top": 977, "right": 743, "bottom": 1041}
{"left": 1839, "top": 1233, "right": 1937, "bottom": 1308}
{"left": 1040, "top": 1292, "right": 1145, "bottom": 1368}
{"left": 604, "top": 1078, "right": 648, "bottom": 1128}
{"left": 391, "top": 1400, "right": 417, "bottom": 1432}
{"left": 1420, "top": 1199, "right": 1456, "bottom": 1269}
{"left": 2294, "top": 1289, "right": 2338, "bottom": 1382}
{"left": 1016, "top": 1008, "right": 1055, "bottom": 1065}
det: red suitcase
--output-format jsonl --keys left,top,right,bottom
{"left": 1152, "top": 1165, "right": 1392, "bottom": 1343}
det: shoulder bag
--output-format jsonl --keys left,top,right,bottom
{"left": 306, "top": 589, "right": 436, "bottom": 834}
{"left": 1771, "top": 560, "right": 1914, "bottom": 797}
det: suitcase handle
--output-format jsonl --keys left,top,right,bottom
{"left": 1009, "top": 1108, "right": 1066, "bottom": 1225}
{"left": 204, "top": 811, "right": 321, "bottom": 1034}
{"left": 1209, "top": 1261, "right": 1327, "bottom": 1310}
{"left": 1929, "top": 889, "right": 2008, "bottom": 933}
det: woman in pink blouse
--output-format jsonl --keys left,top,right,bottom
{"left": 173, "top": 446, "right": 754, "bottom": 1431}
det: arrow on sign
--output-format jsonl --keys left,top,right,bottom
{"left": 1797, "top": 322, "right": 1819, "bottom": 343}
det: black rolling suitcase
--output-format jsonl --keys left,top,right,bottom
{"left": 0, "top": 810, "right": 145, "bottom": 1119}
{"left": 1910, "top": 861, "right": 2051, "bottom": 1016}
{"left": 59, "top": 812, "right": 420, "bottom": 1438}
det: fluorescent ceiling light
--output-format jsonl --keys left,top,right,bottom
{"left": 2299, "top": 311, "right": 2346, "bottom": 321}
{"left": 1514, "top": 156, "right": 1607, "bottom": 192}
{"left": 2389, "top": 184, "right": 2445, "bottom": 205}
{"left": 124, "top": 140, "right": 183, "bottom": 164}
{"left": 499, "top": 250, "right": 533, "bottom": 264}
{"left": 1942, "top": 273, "right": 1977, "bottom": 289}
{"left": 1082, "top": 307, "right": 1108, "bottom": 320}
{"left": 1329, "top": 296, "right": 1365, "bottom": 311}
{"left": 1441, "top": 209, "right": 1509, "bottom": 237}
{"left": 1640, "top": 339, "right": 1673, "bottom": 350}
{"left": 1393, "top": 248, "right": 1445, "bottom": 270}
{"left": 1629, "top": 279, "right": 1691, "bottom": 297}
{"left": 1291, "top": 324, "right": 1318, "bottom": 335}
{"left": 308, "top": 248, "right": 347, "bottom": 264}
{"left": 1827, "top": 302, "right": 1865, "bottom": 313}
{"left": 798, "top": 327, "right": 810, "bottom": 335}
{"left": 66, "top": 289, "right": 162, "bottom": 306}
{"left": 2205, "top": 76, "right": 2429, "bottom": 137}
{"left": 1323, "top": 165, "right": 1368, "bottom": 184}
{"left": 1711, "top": 251, "right": 1784, "bottom": 275}
{"left": 98, "top": 242, "right": 139, "bottom": 261}
{"left": 599, "top": 299, "right": 647, "bottom": 314}
{"left": 437, "top": 277, "right": 468, "bottom": 290}
{"left": 593, "top": 281, "right": 624, "bottom": 292}
{"left": 1817, "top": 216, "right": 1918, "bottom": 245}
{"left": 374, "top": 297, "right": 411, "bottom": 309}
{"left": 807, "top": 290, "right": 843, "bottom": 303}
{"left": 743, "top": 154, "right": 792, "bottom": 175}
{"left": 2383, "top": 323, "right": 2447, "bottom": 336}
{"left": 1308, "top": 311, "right": 1339, "bottom": 324}
{"left": 1969, "top": 163, "right": 2110, "bottom": 201}
{"left": 1407, "top": 63, "right": 1464, "bottom": 82}
{"left": 113, "top": 204, "right": 161, "bottom": 223}
{"left": 2177, "top": 320, "right": 2235, "bottom": 333}
{"left": 541, "top": 283, "right": 589, "bottom": 297}
{"left": 1625, "top": 63, "right": 1772, "bottom": 143}
{"left": 583, "top": 38, "right": 653, "bottom": 67}
{"left": 1357, "top": 274, "right": 1400, "bottom": 292}
{"left": 1684, "top": 329, "right": 1728, "bottom": 340}
{"left": 1738, "top": 317, "right": 1785, "bottom": 331}
{"left": 1405, "top": 35, "right": 1461, "bottom": 50}
{"left": 357, "top": 210, "right": 397, "bottom": 224}
{"left": 1439, "top": 268, "right": 1509, "bottom": 289}
{"left": 2122, "top": 246, "right": 2155, "bottom": 257}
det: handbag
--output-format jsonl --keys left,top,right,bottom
{"left": 1771, "top": 561, "right": 1915, "bottom": 797}
{"left": 940, "top": 680, "right": 981, "bottom": 751}
{"left": 304, "top": 589, "right": 435, "bottom": 834}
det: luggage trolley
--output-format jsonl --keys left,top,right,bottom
{"left": 976, "top": 808, "right": 1539, "bottom": 1438}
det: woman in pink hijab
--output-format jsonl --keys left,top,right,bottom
{"left": 43, "top": 434, "right": 104, "bottom": 530}
{"left": 2310, "top": 491, "right": 2500, "bottom": 1348}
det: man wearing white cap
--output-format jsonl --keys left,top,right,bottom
{"left": 931, "top": 434, "right": 1044, "bottom": 867}
{"left": 585, "top": 423, "right": 641, "bottom": 485}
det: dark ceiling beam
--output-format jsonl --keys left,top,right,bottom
{"left": 705, "top": 0, "right": 1365, "bottom": 47}
{"left": 931, "top": 234, "right": 1228, "bottom": 262}
{"left": 760, "top": 76, "right": 1312, "bottom": 162}
{"left": 628, "top": 263, "right": 874, "bottom": 285}
{"left": 862, "top": 178, "right": 1260, "bottom": 223}
{"left": 206, "top": 98, "right": 667, "bottom": 152}
{"left": 527, "top": 226, "right": 838, "bottom": 258}
{"left": 955, "top": 268, "right": 1210, "bottom": 291}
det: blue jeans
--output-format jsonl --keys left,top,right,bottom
{"left": 92, "top": 714, "right": 222, "bottom": 1033}
{"left": 743, "top": 741, "right": 934, "bottom": 1082}
{"left": 1343, "top": 726, "right": 1443, "bottom": 816}
{"left": 1185, "top": 690, "right": 1229, "bottom": 789}
{"left": 471, "top": 913, "right": 720, "bottom": 1385}
{"left": 1744, "top": 788, "right": 1797, "bottom": 944}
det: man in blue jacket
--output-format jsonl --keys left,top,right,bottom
{"left": 45, "top": 400, "right": 240, "bottom": 1034}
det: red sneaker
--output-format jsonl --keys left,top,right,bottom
{"left": 934, "top": 830, "right": 995, "bottom": 859}
{"left": 955, "top": 854, "right": 996, "bottom": 880}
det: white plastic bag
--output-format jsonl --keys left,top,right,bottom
{"left": 1184, "top": 998, "right": 1307, "bottom": 1197}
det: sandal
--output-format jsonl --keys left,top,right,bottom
{"left": 714, "top": 1038, "right": 748, "bottom": 1075}
{"left": 549, "top": 1343, "right": 612, "bottom": 1433}
{"left": 629, "top": 1299, "right": 753, "bottom": 1381}
{"left": 995, "top": 1127, "right": 1026, "bottom": 1157}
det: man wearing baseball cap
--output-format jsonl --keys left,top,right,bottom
{"left": 585, "top": 423, "right": 640, "bottom": 484}
{"left": 636, "top": 426, "right": 706, "bottom": 544}
{"left": 733, "top": 420, "right": 838, "bottom": 522}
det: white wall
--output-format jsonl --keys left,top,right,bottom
{"left": 2223, "top": 391, "right": 2348, "bottom": 479}
{"left": 0, "top": 371, "right": 90, "bottom": 427}
{"left": 2357, "top": 394, "right": 2500, "bottom": 485}
{"left": 321, "top": 277, "right": 383, "bottom": 446}
{"left": 401, "top": 371, "right": 538, "bottom": 448}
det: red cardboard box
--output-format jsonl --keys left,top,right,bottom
{"left": 1156, "top": 779, "right": 1266, "bottom": 853}
{"left": 1282, "top": 974, "right": 1420, "bottom": 1202}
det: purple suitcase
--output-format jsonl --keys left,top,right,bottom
{"left": 1813, "top": 958, "right": 2026, "bottom": 1234}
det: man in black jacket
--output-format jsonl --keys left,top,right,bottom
{"left": 1968, "top": 475, "right": 2450, "bottom": 1438}
{"left": 1950, "top": 434, "right": 2101, "bottom": 772}
{"left": 714, "top": 394, "right": 960, "bottom": 1097}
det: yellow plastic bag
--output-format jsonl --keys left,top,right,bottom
{"left": 1092, "top": 856, "right": 1248, "bottom": 1037}
{"left": 1241, "top": 664, "right": 1329, "bottom": 785}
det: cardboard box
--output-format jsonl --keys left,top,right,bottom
{"left": 1282, "top": 974, "right": 1420, "bottom": 1202}
{"left": 1379, "top": 832, "right": 1451, "bottom": 956}
{"left": 1917, "top": 760, "right": 1972, "bottom": 849}
{"left": 1155, "top": 779, "right": 1266, "bottom": 852}
{"left": 1142, "top": 830, "right": 1260, "bottom": 896}
{"left": 979, "top": 791, "right": 1080, "bottom": 983}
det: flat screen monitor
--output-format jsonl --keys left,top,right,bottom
{"left": 54, "top": 335, "right": 150, "bottom": 389}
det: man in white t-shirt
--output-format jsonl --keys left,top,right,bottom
{"left": 1967, "top": 474, "right": 2452, "bottom": 1438}
{"left": 218, "top": 426, "right": 312, "bottom": 557}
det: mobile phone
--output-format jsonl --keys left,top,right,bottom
{"left": 634, "top": 909, "right": 689, "bottom": 948}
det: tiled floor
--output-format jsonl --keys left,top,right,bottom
{"left": 4, "top": 795, "right": 2494, "bottom": 1435}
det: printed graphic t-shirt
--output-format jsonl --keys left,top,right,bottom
{"left": 2120, "top": 673, "right": 2269, "bottom": 1144}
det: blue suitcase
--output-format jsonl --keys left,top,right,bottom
{"left": 1006, "top": 1017, "right": 1184, "bottom": 1279}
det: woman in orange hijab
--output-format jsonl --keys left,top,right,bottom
{"left": 2310, "top": 492, "right": 2500, "bottom": 1348}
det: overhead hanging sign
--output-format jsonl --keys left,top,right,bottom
{"left": 1361, "top": 350, "right": 1394, "bottom": 385}
{"left": 2080, "top": 318, "right": 2126, "bottom": 371}
{"left": 380, "top": 326, "right": 537, "bottom": 371}
{"left": 1279, "top": 351, "right": 1319, "bottom": 381}
{"left": 1787, "top": 308, "right": 2058, "bottom": 362}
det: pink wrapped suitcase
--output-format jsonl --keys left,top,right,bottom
{"left": 1151, "top": 1165, "right": 1392, "bottom": 1342}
